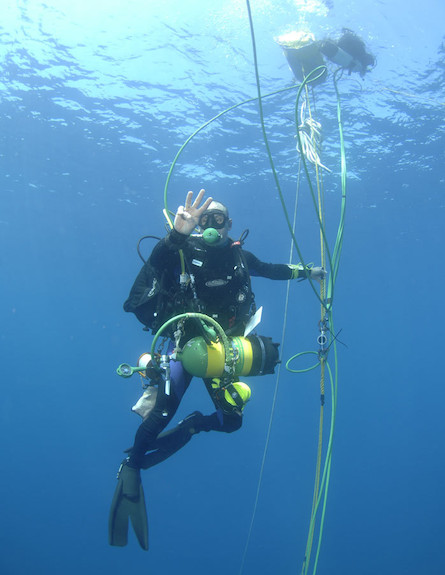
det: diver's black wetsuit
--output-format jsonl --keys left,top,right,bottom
{"left": 125, "top": 229, "right": 293, "bottom": 469}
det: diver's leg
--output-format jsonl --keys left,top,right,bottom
{"left": 127, "top": 358, "right": 193, "bottom": 469}
{"left": 110, "top": 350, "right": 194, "bottom": 548}
{"left": 210, "top": 408, "right": 243, "bottom": 433}
{"left": 140, "top": 410, "right": 208, "bottom": 469}
{"left": 109, "top": 378, "right": 180, "bottom": 548}
{"left": 140, "top": 402, "right": 242, "bottom": 470}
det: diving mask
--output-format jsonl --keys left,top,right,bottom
{"left": 199, "top": 210, "right": 228, "bottom": 230}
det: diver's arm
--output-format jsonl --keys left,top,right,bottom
{"left": 243, "top": 250, "right": 296, "bottom": 279}
{"left": 244, "top": 250, "right": 325, "bottom": 282}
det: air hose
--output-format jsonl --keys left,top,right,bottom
{"left": 244, "top": 2, "right": 347, "bottom": 575}
{"left": 162, "top": 83, "right": 303, "bottom": 224}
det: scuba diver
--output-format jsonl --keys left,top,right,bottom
{"left": 320, "top": 28, "right": 375, "bottom": 76}
{"left": 277, "top": 27, "right": 375, "bottom": 85}
{"left": 109, "top": 189, "right": 326, "bottom": 550}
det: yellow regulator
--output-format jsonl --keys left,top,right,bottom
{"left": 177, "top": 335, "right": 279, "bottom": 378}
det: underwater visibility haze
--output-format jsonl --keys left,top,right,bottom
{"left": 1, "top": 0, "right": 445, "bottom": 574}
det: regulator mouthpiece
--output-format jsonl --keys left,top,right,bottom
{"left": 202, "top": 227, "right": 221, "bottom": 245}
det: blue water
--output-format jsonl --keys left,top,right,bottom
{"left": 1, "top": 1, "right": 444, "bottom": 574}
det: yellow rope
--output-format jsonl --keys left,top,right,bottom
{"left": 300, "top": 83, "right": 329, "bottom": 575}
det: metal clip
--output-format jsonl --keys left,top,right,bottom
{"left": 317, "top": 316, "right": 330, "bottom": 360}
{"left": 160, "top": 354, "right": 171, "bottom": 396}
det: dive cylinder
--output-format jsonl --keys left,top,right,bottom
{"left": 178, "top": 335, "right": 279, "bottom": 378}
{"left": 276, "top": 31, "right": 327, "bottom": 86}
{"left": 321, "top": 40, "right": 360, "bottom": 72}
{"left": 211, "top": 379, "right": 252, "bottom": 412}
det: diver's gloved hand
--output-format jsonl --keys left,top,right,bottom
{"left": 309, "top": 267, "right": 327, "bottom": 283}
{"left": 174, "top": 189, "right": 213, "bottom": 235}
{"left": 119, "top": 459, "right": 142, "bottom": 500}
{"left": 288, "top": 264, "right": 327, "bottom": 283}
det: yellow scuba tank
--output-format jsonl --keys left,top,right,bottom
{"left": 177, "top": 334, "right": 279, "bottom": 378}
{"left": 210, "top": 378, "right": 252, "bottom": 413}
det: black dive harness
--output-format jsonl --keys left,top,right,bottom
{"left": 177, "top": 230, "right": 255, "bottom": 335}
